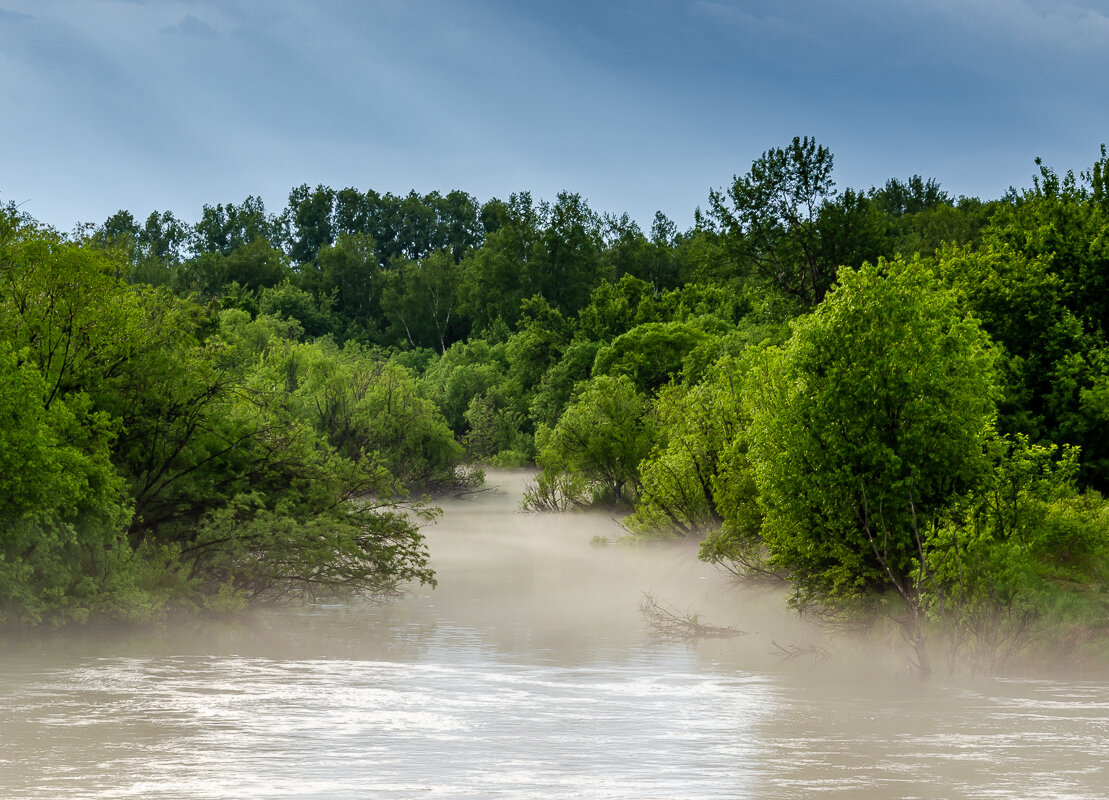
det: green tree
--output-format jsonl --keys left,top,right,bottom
{"left": 528, "top": 339, "right": 600, "bottom": 430}
{"left": 220, "top": 238, "right": 292, "bottom": 291}
{"left": 420, "top": 339, "right": 509, "bottom": 435}
{"left": 933, "top": 242, "right": 1091, "bottom": 446}
{"left": 273, "top": 339, "right": 463, "bottom": 489}
{"left": 534, "top": 191, "right": 603, "bottom": 314}
{"left": 814, "top": 188, "right": 890, "bottom": 277}
{"left": 0, "top": 211, "right": 441, "bottom": 623}
{"left": 598, "top": 212, "right": 685, "bottom": 291}
{"left": 458, "top": 192, "right": 542, "bottom": 331}
{"left": 314, "top": 233, "right": 383, "bottom": 338}
{"left": 747, "top": 257, "right": 999, "bottom": 671}
{"left": 527, "top": 374, "right": 653, "bottom": 509}
{"left": 921, "top": 437, "right": 1109, "bottom": 672}
{"left": 284, "top": 184, "right": 336, "bottom": 266}
{"left": 705, "top": 136, "right": 838, "bottom": 305}
{"left": 0, "top": 344, "right": 133, "bottom": 624}
{"left": 592, "top": 320, "right": 717, "bottom": 393}
{"left": 463, "top": 389, "right": 530, "bottom": 464}
{"left": 504, "top": 295, "right": 572, "bottom": 405}
{"left": 628, "top": 360, "right": 737, "bottom": 538}
{"left": 969, "top": 154, "right": 1109, "bottom": 490}
{"left": 258, "top": 280, "right": 338, "bottom": 338}
{"left": 139, "top": 210, "right": 190, "bottom": 265}
{"left": 192, "top": 196, "right": 279, "bottom": 256}
{"left": 574, "top": 274, "right": 658, "bottom": 342}
{"left": 381, "top": 250, "right": 466, "bottom": 352}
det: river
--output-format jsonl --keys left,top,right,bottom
{"left": 1, "top": 471, "right": 1106, "bottom": 799}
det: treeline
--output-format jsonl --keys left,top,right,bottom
{"left": 0, "top": 205, "right": 475, "bottom": 625}
{"left": 3, "top": 138, "right": 1108, "bottom": 670}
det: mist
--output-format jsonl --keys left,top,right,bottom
{"left": 1, "top": 470, "right": 1105, "bottom": 799}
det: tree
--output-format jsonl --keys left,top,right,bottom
{"left": 284, "top": 184, "right": 336, "bottom": 265}
{"left": 528, "top": 339, "right": 600, "bottom": 430}
{"left": 747, "top": 257, "right": 999, "bottom": 671}
{"left": 527, "top": 374, "right": 653, "bottom": 509}
{"left": 96, "top": 209, "right": 191, "bottom": 287}
{"left": 420, "top": 339, "right": 509, "bottom": 435}
{"left": 458, "top": 193, "right": 542, "bottom": 331}
{"left": 990, "top": 154, "right": 1109, "bottom": 335}
{"left": 921, "top": 437, "right": 1109, "bottom": 673}
{"left": 534, "top": 191, "right": 603, "bottom": 314}
{"left": 705, "top": 136, "right": 838, "bottom": 305}
{"left": 221, "top": 238, "right": 292, "bottom": 291}
{"left": 505, "top": 295, "right": 571, "bottom": 391}
{"left": 437, "top": 189, "right": 484, "bottom": 261}
{"left": 628, "top": 360, "right": 738, "bottom": 538}
{"left": 0, "top": 210, "right": 442, "bottom": 624}
{"left": 314, "top": 233, "right": 383, "bottom": 337}
{"left": 139, "top": 210, "right": 190, "bottom": 265}
{"left": 871, "top": 175, "right": 950, "bottom": 217}
{"left": 381, "top": 250, "right": 465, "bottom": 352}
{"left": 115, "top": 312, "right": 442, "bottom": 602}
{"left": 574, "top": 275, "right": 658, "bottom": 343}
{"left": 592, "top": 320, "right": 716, "bottom": 393}
{"left": 0, "top": 343, "right": 132, "bottom": 624}
{"left": 970, "top": 154, "right": 1109, "bottom": 490}
{"left": 271, "top": 339, "right": 463, "bottom": 489}
{"left": 258, "top": 280, "right": 338, "bottom": 338}
{"left": 462, "top": 389, "right": 529, "bottom": 464}
{"left": 813, "top": 188, "right": 890, "bottom": 277}
{"left": 932, "top": 242, "right": 1093, "bottom": 449}
{"left": 192, "top": 196, "right": 279, "bottom": 256}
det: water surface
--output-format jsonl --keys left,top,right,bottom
{"left": 2, "top": 472, "right": 1105, "bottom": 798}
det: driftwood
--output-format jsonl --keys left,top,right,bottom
{"left": 769, "top": 640, "right": 831, "bottom": 661}
{"left": 449, "top": 485, "right": 499, "bottom": 500}
{"left": 639, "top": 592, "right": 746, "bottom": 641}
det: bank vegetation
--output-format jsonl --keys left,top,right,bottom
{"left": 3, "top": 138, "right": 1108, "bottom": 672}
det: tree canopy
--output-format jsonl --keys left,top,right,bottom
{"left": 3, "top": 138, "right": 1107, "bottom": 672}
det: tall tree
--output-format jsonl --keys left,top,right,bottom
{"left": 535, "top": 191, "right": 603, "bottom": 314}
{"left": 705, "top": 136, "right": 838, "bottom": 305}
{"left": 284, "top": 184, "right": 336, "bottom": 265}
{"left": 747, "top": 257, "right": 999, "bottom": 671}
{"left": 314, "top": 233, "right": 382, "bottom": 335}
{"left": 192, "top": 195, "right": 278, "bottom": 256}
{"left": 458, "top": 193, "right": 542, "bottom": 331}
{"left": 381, "top": 251, "right": 465, "bottom": 352}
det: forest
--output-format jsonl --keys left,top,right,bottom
{"left": 2, "top": 137, "right": 1108, "bottom": 672}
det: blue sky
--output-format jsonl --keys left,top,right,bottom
{"left": 2, "top": 0, "right": 1108, "bottom": 233}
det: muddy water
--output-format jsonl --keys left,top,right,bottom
{"left": 1, "top": 471, "right": 1106, "bottom": 799}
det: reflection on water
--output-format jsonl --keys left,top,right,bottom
{"left": 1, "top": 472, "right": 1106, "bottom": 799}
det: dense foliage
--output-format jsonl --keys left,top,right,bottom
{"left": 4, "top": 138, "right": 1108, "bottom": 672}
{"left": 0, "top": 208, "right": 452, "bottom": 625}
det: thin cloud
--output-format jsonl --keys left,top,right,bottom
{"left": 690, "top": 0, "right": 820, "bottom": 44}
{"left": 1, "top": 0, "right": 1107, "bottom": 233}
{"left": 0, "top": 8, "right": 33, "bottom": 22}
{"left": 931, "top": 0, "right": 1109, "bottom": 43}
{"left": 160, "top": 14, "right": 218, "bottom": 39}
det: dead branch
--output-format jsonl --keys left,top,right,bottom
{"left": 769, "top": 640, "right": 831, "bottom": 662}
{"left": 639, "top": 591, "right": 746, "bottom": 641}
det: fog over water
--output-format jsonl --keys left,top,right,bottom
{"left": 1, "top": 471, "right": 1106, "bottom": 799}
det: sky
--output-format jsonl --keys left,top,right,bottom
{"left": 2, "top": 0, "right": 1109, "bottom": 233}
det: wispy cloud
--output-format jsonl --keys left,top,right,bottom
{"left": 160, "top": 13, "right": 218, "bottom": 39}
{"left": 0, "top": 0, "right": 1106, "bottom": 233}
{"left": 931, "top": 0, "right": 1109, "bottom": 51}
{"left": 0, "top": 8, "right": 33, "bottom": 22}
{"left": 690, "top": 1, "right": 820, "bottom": 43}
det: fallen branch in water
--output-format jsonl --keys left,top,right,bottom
{"left": 639, "top": 591, "right": 746, "bottom": 641}
{"left": 770, "top": 640, "right": 831, "bottom": 661}
{"left": 449, "top": 485, "right": 500, "bottom": 499}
